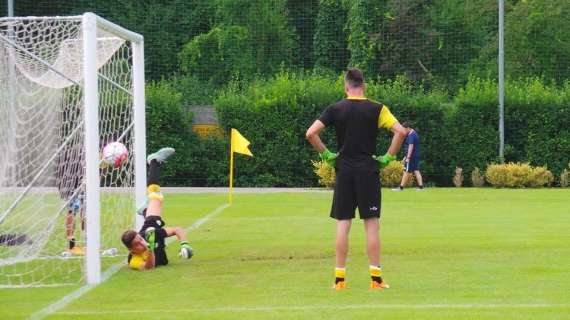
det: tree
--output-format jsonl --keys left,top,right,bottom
{"left": 287, "top": 0, "right": 320, "bottom": 69}
{"left": 346, "top": 0, "right": 381, "bottom": 76}
{"left": 313, "top": 0, "right": 349, "bottom": 71}
{"left": 504, "top": 1, "right": 570, "bottom": 83}
{"left": 214, "top": 0, "right": 297, "bottom": 78}
{"left": 179, "top": 26, "right": 254, "bottom": 85}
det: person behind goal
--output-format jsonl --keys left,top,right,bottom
{"left": 56, "top": 143, "right": 85, "bottom": 255}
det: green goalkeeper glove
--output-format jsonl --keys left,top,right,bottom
{"left": 144, "top": 227, "right": 156, "bottom": 252}
{"left": 373, "top": 153, "right": 397, "bottom": 169}
{"left": 319, "top": 149, "right": 338, "bottom": 167}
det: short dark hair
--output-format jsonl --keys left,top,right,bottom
{"left": 344, "top": 68, "right": 364, "bottom": 88}
{"left": 121, "top": 230, "right": 137, "bottom": 249}
{"left": 402, "top": 121, "right": 413, "bottom": 128}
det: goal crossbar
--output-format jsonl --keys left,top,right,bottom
{"left": 0, "top": 13, "right": 143, "bottom": 44}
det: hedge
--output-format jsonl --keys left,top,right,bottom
{"left": 146, "top": 81, "right": 228, "bottom": 186}
{"left": 151, "top": 73, "right": 570, "bottom": 187}
{"left": 453, "top": 78, "right": 570, "bottom": 184}
{"left": 213, "top": 73, "right": 452, "bottom": 187}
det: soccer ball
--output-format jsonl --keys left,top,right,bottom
{"left": 102, "top": 142, "right": 128, "bottom": 168}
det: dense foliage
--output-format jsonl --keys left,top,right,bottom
{"left": 13, "top": 1, "right": 570, "bottom": 85}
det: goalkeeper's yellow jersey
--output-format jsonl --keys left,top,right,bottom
{"left": 128, "top": 250, "right": 150, "bottom": 270}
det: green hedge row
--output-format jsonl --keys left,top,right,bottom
{"left": 145, "top": 82, "right": 227, "bottom": 186}
{"left": 147, "top": 73, "right": 570, "bottom": 187}
{"left": 452, "top": 78, "right": 570, "bottom": 183}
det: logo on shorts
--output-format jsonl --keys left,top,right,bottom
{"left": 369, "top": 206, "right": 378, "bottom": 211}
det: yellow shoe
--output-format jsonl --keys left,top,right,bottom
{"left": 333, "top": 281, "right": 347, "bottom": 290}
{"left": 69, "top": 246, "right": 85, "bottom": 255}
{"left": 371, "top": 279, "right": 390, "bottom": 289}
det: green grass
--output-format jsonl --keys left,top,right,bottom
{"left": 1, "top": 189, "right": 570, "bottom": 319}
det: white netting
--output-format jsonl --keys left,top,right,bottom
{"left": 0, "top": 17, "right": 138, "bottom": 287}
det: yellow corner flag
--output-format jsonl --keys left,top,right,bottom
{"left": 231, "top": 128, "right": 253, "bottom": 156}
{"left": 229, "top": 128, "right": 253, "bottom": 204}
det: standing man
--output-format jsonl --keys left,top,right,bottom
{"left": 306, "top": 68, "right": 407, "bottom": 290}
{"left": 57, "top": 141, "right": 85, "bottom": 255}
{"left": 393, "top": 122, "right": 424, "bottom": 191}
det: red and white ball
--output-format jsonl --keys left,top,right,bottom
{"left": 102, "top": 142, "right": 128, "bottom": 168}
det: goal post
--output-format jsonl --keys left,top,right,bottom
{"left": 83, "top": 12, "right": 101, "bottom": 285}
{"left": 0, "top": 13, "right": 146, "bottom": 287}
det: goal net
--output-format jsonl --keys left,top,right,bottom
{"left": 0, "top": 13, "right": 146, "bottom": 287}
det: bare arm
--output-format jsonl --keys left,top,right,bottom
{"left": 165, "top": 226, "right": 188, "bottom": 242}
{"left": 142, "top": 250, "right": 155, "bottom": 270}
{"left": 386, "top": 123, "right": 407, "bottom": 156}
{"left": 406, "top": 144, "right": 414, "bottom": 160}
{"left": 305, "top": 120, "right": 327, "bottom": 153}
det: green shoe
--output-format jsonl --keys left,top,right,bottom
{"left": 147, "top": 147, "right": 175, "bottom": 164}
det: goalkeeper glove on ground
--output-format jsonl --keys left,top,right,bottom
{"left": 179, "top": 242, "right": 194, "bottom": 259}
{"left": 320, "top": 149, "right": 338, "bottom": 167}
{"left": 373, "top": 153, "right": 397, "bottom": 169}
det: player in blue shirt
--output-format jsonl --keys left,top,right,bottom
{"left": 393, "top": 122, "right": 424, "bottom": 191}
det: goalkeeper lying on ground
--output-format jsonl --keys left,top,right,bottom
{"left": 120, "top": 147, "right": 194, "bottom": 270}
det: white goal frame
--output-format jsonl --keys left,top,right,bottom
{"left": 0, "top": 12, "right": 147, "bottom": 285}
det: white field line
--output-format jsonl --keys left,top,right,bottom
{"left": 29, "top": 203, "right": 230, "bottom": 320}
{"left": 55, "top": 303, "right": 570, "bottom": 316}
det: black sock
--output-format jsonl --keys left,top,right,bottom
{"left": 69, "top": 238, "right": 75, "bottom": 250}
{"left": 371, "top": 275, "right": 383, "bottom": 283}
{"left": 399, "top": 185, "right": 404, "bottom": 190}
{"left": 335, "top": 277, "right": 345, "bottom": 284}
{"left": 147, "top": 159, "right": 162, "bottom": 186}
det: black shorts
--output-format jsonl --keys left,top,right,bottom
{"left": 330, "top": 167, "right": 381, "bottom": 220}
{"left": 138, "top": 216, "right": 168, "bottom": 266}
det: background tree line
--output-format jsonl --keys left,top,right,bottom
{"left": 9, "top": 0, "right": 570, "bottom": 88}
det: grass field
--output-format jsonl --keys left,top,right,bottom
{"left": 1, "top": 188, "right": 570, "bottom": 319}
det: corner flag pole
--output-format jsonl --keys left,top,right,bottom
{"left": 229, "top": 141, "right": 234, "bottom": 204}
{"left": 228, "top": 128, "right": 253, "bottom": 205}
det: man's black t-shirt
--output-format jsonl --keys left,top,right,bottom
{"left": 319, "top": 97, "right": 397, "bottom": 171}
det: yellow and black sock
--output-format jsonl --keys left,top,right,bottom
{"left": 369, "top": 265, "right": 383, "bottom": 283}
{"left": 335, "top": 267, "right": 346, "bottom": 284}
{"left": 147, "top": 184, "right": 160, "bottom": 194}
{"left": 147, "top": 184, "right": 164, "bottom": 201}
